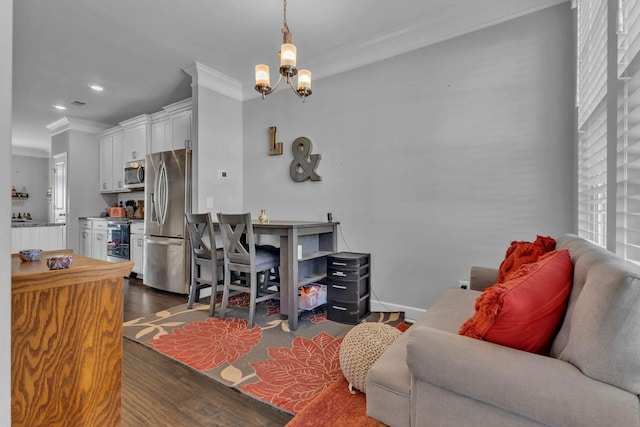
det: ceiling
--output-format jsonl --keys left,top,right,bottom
{"left": 11, "top": 0, "right": 567, "bottom": 156}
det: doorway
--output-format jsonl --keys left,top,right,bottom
{"left": 52, "top": 152, "right": 67, "bottom": 223}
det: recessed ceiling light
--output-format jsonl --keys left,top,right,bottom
{"left": 53, "top": 105, "right": 66, "bottom": 110}
{"left": 89, "top": 84, "right": 104, "bottom": 91}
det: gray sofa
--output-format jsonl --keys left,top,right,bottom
{"left": 366, "top": 234, "right": 640, "bottom": 426}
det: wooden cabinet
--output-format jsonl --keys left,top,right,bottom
{"left": 11, "top": 252, "right": 132, "bottom": 426}
{"left": 326, "top": 252, "right": 371, "bottom": 324}
{"left": 150, "top": 98, "right": 192, "bottom": 154}
{"left": 130, "top": 221, "right": 145, "bottom": 276}
{"left": 98, "top": 128, "right": 125, "bottom": 192}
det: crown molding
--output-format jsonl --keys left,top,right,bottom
{"left": 163, "top": 97, "right": 192, "bottom": 115}
{"left": 45, "top": 117, "right": 111, "bottom": 136}
{"left": 98, "top": 125, "right": 124, "bottom": 138}
{"left": 243, "top": 0, "right": 568, "bottom": 100}
{"left": 11, "top": 146, "right": 50, "bottom": 158}
{"left": 311, "top": 0, "right": 568, "bottom": 81}
{"left": 119, "top": 114, "right": 151, "bottom": 128}
{"left": 183, "top": 62, "right": 243, "bottom": 101}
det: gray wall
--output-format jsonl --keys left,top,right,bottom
{"left": 193, "top": 83, "right": 243, "bottom": 215}
{"left": 11, "top": 155, "right": 49, "bottom": 222}
{"left": 1, "top": 0, "right": 11, "bottom": 422}
{"left": 52, "top": 129, "right": 110, "bottom": 253}
{"left": 242, "top": 4, "right": 575, "bottom": 316}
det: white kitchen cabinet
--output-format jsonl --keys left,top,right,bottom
{"left": 11, "top": 227, "right": 20, "bottom": 253}
{"left": 130, "top": 221, "right": 145, "bottom": 277}
{"left": 98, "top": 128, "right": 125, "bottom": 193}
{"left": 120, "top": 115, "right": 150, "bottom": 163}
{"left": 80, "top": 218, "right": 108, "bottom": 261}
{"left": 91, "top": 231, "right": 107, "bottom": 261}
{"left": 99, "top": 136, "right": 113, "bottom": 192}
{"left": 171, "top": 110, "right": 191, "bottom": 150}
{"left": 151, "top": 118, "right": 172, "bottom": 154}
{"left": 79, "top": 219, "right": 92, "bottom": 256}
{"left": 150, "top": 99, "right": 192, "bottom": 154}
{"left": 112, "top": 132, "right": 125, "bottom": 191}
{"left": 11, "top": 225, "right": 66, "bottom": 253}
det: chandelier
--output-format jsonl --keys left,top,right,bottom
{"left": 254, "top": 0, "right": 312, "bottom": 102}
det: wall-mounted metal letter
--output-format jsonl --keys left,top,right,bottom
{"left": 290, "top": 137, "right": 322, "bottom": 182}
{"left": 268, "top": 126, "right": 283, "bottom": 156}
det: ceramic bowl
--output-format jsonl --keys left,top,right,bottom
{"left": 47, "top": 255, "right": 73, "bottom": 270}
{"left": 19, "top": 249, "right": 42, "bottom": 262}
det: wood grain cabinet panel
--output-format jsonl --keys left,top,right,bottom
{"left": 11, "top": 252, "right": 132, "bottom": 427}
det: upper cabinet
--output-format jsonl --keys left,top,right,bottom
{"left": 120, "top": 115, "right": 151, "bottom": 163}
{"left": 150, "top": 98, "right": 192, "bottom": 154}
{"left": 96, "top": 98, "right": 191, "bottom": 193}
{"left": 98, "top": 128, "right": 125, "bottom": 193}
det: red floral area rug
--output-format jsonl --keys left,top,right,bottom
{"left": 123, "top": 293, "right": 403, "bottom": 415}
{"left": 285, "top": 376, "right": 376, "bottom": 427}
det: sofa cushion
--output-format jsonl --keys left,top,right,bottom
{"left": 459, "top": 250, "right": 573, "bottom": 354}
{"left": 550, "top": 235, "right": 606, "bottom": 357}
{"left": 557, "top": 258, "right": 640, "bottom": 394}
{"left": 365, "top": 289, "right": 479, "bottom": 427}
{"left": 497, "top": 235, "right": 556, "bottom": 283}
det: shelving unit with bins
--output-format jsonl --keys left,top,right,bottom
{"left": 326, "top": 252, "right": 371, "bottom": 324}
{"left": 296, "top": 233, "right": 334, "bottom": 288}
{"left": 249, "top": 220, "right": 338, "bottom": 330}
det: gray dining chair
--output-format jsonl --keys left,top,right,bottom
{"left": 185, "top": 212, "right": 224, "bottom": 317}
{"left": 216, "top": 212, "right": 280, "bottom": 328}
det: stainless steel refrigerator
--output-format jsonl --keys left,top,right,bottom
{"left": 143, "top": 148, "right": 191, "bottom": 294}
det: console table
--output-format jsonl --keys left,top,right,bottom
{"left": 11, "top": 251, "right": 133, "bottom": 426}
{"left": 249, "top": 220, "right": 338, "bottom": 330}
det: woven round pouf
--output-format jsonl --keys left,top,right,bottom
{"left": 339, "top": 322, "right": 402, "bottom": 394}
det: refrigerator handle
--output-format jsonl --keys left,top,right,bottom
{"left": 145, "top": 238, "right": 182, "bottom": 246}
{"left": 149, "top": 192, "right": 158, "bottom": 224}
{"left": 161, "top": 162, "right": 169, "bottom": 225}
{"left": 156, "top": 161, "right": 168, "bottom": 226}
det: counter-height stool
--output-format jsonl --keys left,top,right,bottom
{"left": 217, "top": 212, "right": 280, "bottom": 328}
{"left": 185, "top": 212, "right": 224, "bottom": 317}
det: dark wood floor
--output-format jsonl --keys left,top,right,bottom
{"left": 122, "top": 279, "right": 294, "bottom": 427}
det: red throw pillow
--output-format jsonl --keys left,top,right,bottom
{"left": 459, "top": 249, "right": 573, "bottom": 354}
{"left": 497, "top": 235, "right": 556, "bottom": 283}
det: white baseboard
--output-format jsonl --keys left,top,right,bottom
{"left": 369, "top": 299, "right": 426, "bottom": 323}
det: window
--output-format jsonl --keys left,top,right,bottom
{"left": 577, "top": 0, "right": 608, "bottom": 247}
{"left": 617, "top": 0, "right": 640, "bottom": 263}
{"left": 578, "top": 0, "right": 640, "bottom": 263}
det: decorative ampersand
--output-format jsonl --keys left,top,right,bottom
{"left": 289, "top": 137, "right": 322, "bottom": 182}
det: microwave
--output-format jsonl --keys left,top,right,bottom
{"left": 124, "top": 160, "right": 145, "bottom": 189}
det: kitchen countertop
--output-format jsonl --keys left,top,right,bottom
{"left": 11, "top": 221, "right": 66, "bottom": 228}
{"left": 78, "top": 216, "right": 143, "bottom": 221}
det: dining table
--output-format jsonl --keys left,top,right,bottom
{"left": 218, "top": 219, "right": 339, "bottom": 331}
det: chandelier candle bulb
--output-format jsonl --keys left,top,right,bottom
{"left": 254, "top": 0, "right": 312, "bottom": 101}
{"left": 255, "top": 64, "right": 270, "bottom": 86}
{"left": 298, "top": 70, "right": 311, "bottom": 90}
{"left": 280, "top": 43, "right": 297, "bottom": 68}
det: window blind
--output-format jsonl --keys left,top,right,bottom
{"left": 578, "top": 0, "right": 608, "bottom": 126}
{"left": 617, "top": 0, "right": 640, "bottom": 263}
{"left": 579, "top": 101, "right": 608, "bottom": 245}
{"left": 577, "top": 0, "right": 608, "bottom": 247}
